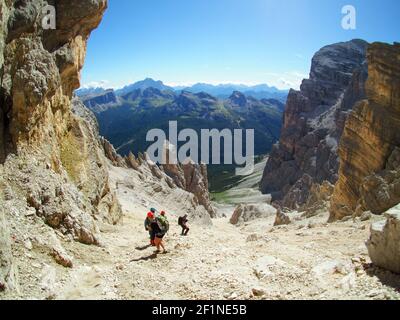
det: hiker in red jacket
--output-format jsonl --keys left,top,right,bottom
{"left": 144, "top": 210, "right": 156, "bottom": 246}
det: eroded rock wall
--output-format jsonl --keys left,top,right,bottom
{"left": 261, "top": 40, "right": 368, "bottom": 210}
{"left": 0, "top": 0, "right": 123, "bottom": 292}
{"left": 98, "top": 129, "right": 216, "bottom": 220}
{"left": 162, "top": 161, "right": 216, "bottom": 218}
{"left": 330, "top": 43, "right": 400, "bottom": 220}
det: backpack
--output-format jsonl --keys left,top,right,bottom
{"left": 157, "top": 216, "right": 169, "bottom": 233}
{"left": 178, "top": 217, "right": 183, "bottom": 226}
{"left": 144, "top": 217, "right": 151, "bottom": 231}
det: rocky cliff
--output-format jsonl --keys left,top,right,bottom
{"left": 0, "top": 0, "right": 123, "bottom": 292}
{"left": 330, "top": 43, "right": 400, "bottom": 221}
{"left": 261, "top": 39, "right": 369, "bottom": 210}
{"left": 82, "top": 89, "right": 118, "bottom": 113}
{"left": 162, "top": 160, "right": 216, "bottom": 218}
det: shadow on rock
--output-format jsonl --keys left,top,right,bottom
{"left": 130, "top": 253, "right": 158, "bottom": 262}
{"left": 135, "top": 244, "right": 152, "bottom": 251}
{"left": 364, "top": 264, "right": 400, "bottom": 291}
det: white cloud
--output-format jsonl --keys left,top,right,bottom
{"left": 82, "top": 70, "right": 309, "bottom": 92}
{"left": 164, "top": 81, "right": 195, "bottom": 87}
{"left": 264, "top": 71, "right": 308, "bottom": 90}
{"left": 81, "top": 80, "right": 111, "bottom": 89}
{"left": 295, "top": 53, "right": 304, "bottom": 59}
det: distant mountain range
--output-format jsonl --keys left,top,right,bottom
{"left": 78, "top": 85, "right": 285, "bottom": 191}
{"left": 177, "top": 82, "right": 288, "bottom": 101}
{"left": 80, "top": 88, "right": 284, "bottom": 155}
{"left": 76, "top": 78, "right": 289, "bottom": 103}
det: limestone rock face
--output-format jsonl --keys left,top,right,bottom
{"left": 108, "top": 158, "right": 214, "bottom": 227}
{"left": 366, "top": 205, "right": 400, "bottom": 273}
{"left": 302, "top": 181, "right": 335, "bottom": 218}
{"left": 330, "top": 43, "right": 400, "bottom": 221}
{"left": 0, "top": 0, "right": 118, "bottom": 232}
{"left": 0, "top": 0, "right": 123, "bottom": 292}
{"left": 162, "top": 161, "right": 216, "bottom": 218}
{"left": 261, "top": 40, "right": 368, "bottom": 210}
{"left": 230, "top": 203, "right": 277, "bottom": 226}
{"left": 99, "top": 137, "right": 216, "bottom": 220}
{"left": 100, "top": 136, "right": 127, "bottom": 168}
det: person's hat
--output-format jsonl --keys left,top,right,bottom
{"left": 150, "top": 208, "right": 156, "bottom": 213}
{"left": 147, "top": 212, "right": 154, "bottom": 218}
{"left": 161, "top": 211, "right": 166, "bottom": 215}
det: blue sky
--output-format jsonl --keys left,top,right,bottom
{"left": 81, "top": 0, "right": 400, "bottom": 90}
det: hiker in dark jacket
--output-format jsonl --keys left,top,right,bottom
{"left": 151, "top": 214, "right": 168, "bottom": 254}
{"left": 178, "top": 214, "right": 190, "bottom": 236}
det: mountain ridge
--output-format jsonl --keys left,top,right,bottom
{"left": 79, "top": 87, "right": 284, "bottom": 190}
{"left": 77, "top": 78, "right": 289, "bottom": 102}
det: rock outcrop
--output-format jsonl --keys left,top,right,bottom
{"left": 329, "top": 43, "right": 400, "bottom": 220}
{"left": 261, "top": 40, "right": 368, "bottom": 210}
{"left": 301, "top": 181, "right": 335, "bottom": 218}
{"left": 98, "top": 134, "right": 216, "bottom": 218}
{"left": 82, "top": 89, "right": 118, "bottom": 113}
{"left": 230, "top": 203, "right": 277, "bottom": 226}
{"left": 366, "top": 204, "right": 400, "bottom": 274}
{"left": 162, "top": 160, "right": 216, "bottom": 218}
{"left": 101, "top": 136, "right": 127, "bottom": 167}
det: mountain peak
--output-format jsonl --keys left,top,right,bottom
{"left": 229, "top": 91, "right": 247, "bottom": 107}
{"left": 310, "top": 39, "right": 369, "bottom": 81}
{"left": 142, "top": 78, "right": 164, "bottom": 85}
{"left": 115, "top": 78, "right": 174, "bottom": 96}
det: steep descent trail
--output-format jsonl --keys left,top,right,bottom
{"left": 54, "top": 165, "right": 400, "bottom": 300}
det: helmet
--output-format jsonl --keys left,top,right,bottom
{"left": 147, "top": 212, "right": 154, "bottom": 219}
{"left": 161, "top": 211, "right": 166, "bottom": 216}
{"left": 150, "top": 208, "right": 156, "bottom": 213}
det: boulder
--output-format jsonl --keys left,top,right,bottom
{"left": 252, "top": 287, "right": 266, "bottom": 297}
{"left": 230, "top": 203, "right": 277, "bottom": 225}
{"left": 360, "top": 211, "right": 372, "bottom": 222}
{"left": 274, "top": 209, "right": 291, "bottom": 226}
{"left": 366, "top": 204, "right": 400, "bottom": 273}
